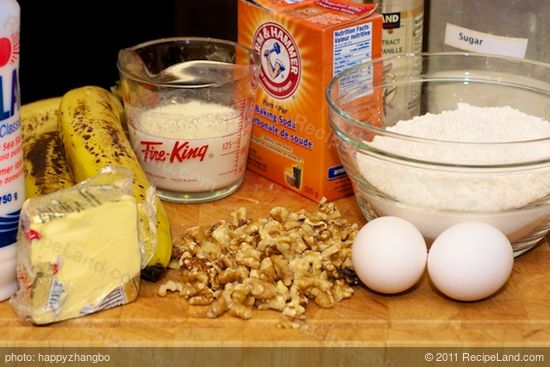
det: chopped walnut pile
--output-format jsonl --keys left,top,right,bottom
{"left": 159, "top": 198, "right": 359, "bottom": 321}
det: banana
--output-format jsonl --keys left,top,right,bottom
{"left": 20, "top": 97, "right": 74, "bottom": 197}
{"left": 58, "top": 86, "right": 172, "bottom": 282}
{"left": 21, "top": 97, "right": 61, "bottom": 137}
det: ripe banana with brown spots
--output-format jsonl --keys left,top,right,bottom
{"left": 58, "top": 86, "right": 172, "bottom": 282}
{"left": 20, "top": 97, "right": 74, "bottom": 197}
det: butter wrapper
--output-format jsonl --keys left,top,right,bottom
{"left": 11, "top": 166, "right": 142, "bottom": 325}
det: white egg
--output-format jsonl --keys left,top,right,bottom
{"left": 352, "top": 216, "right": 427, "bottom": 294}
{"left": 427, "top": 222, "right": 514, "bottom": 302}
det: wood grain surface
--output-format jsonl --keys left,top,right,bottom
{"left": 0, "top": 170, "right": 548, "bottom": 347}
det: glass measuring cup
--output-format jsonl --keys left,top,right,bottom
{"left": 117, "top": 37, "right": 260, "bottom": 203}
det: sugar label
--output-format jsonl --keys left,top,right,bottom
{"left": 444, "top": 23, "right": 528, "bottom": 58}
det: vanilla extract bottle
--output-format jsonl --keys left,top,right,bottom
{"left": 365, "top": 0, "right": 425, "bottom": 120}
{"left": 373, "top": 0, "right": 424, "bottom": 56}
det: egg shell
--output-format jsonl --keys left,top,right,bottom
{"left": 427, "top": 222, "right": 514, "bottom": 302}
{"left": 352, "top": 216, "right": 427, "bottom": 294}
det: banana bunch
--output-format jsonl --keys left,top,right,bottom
{"left": 21, "top": 87, "right": 172, "bottom": 282}
{"left": 21, "top": 97, "right": 73, "bottom": 197}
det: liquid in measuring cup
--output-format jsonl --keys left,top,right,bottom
{"left": 127, "top": 100, "right": 253, "bottom": 203}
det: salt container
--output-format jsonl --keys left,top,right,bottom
{"left": 0, "top": 0, "right": 25, "bottom": 301}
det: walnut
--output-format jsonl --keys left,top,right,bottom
{"left": 283, "top": 219, "right": 302, "bottom": 231}
{"left": 332, "top": 279, "right": 354, "bottom": 302}
{"left": 283, "top": 283, "right": 307, "bottom": 318}
{"left": 168, "top": 259, "right": 181, "bottom": 270}
{"left": 235, "top": 265, "right": 250, "bottom": 281}
{"left": 196, "top": 241, "right": 221, "bottom": 260}
{"left": 321, "top": 243, "right": 341, "bottom": 259}
{"left": 221, "top": 254, "right": 237, "bottom": 269}
{"left": 270, "top": 255, "right": 293, "bottom": 286}
{"left": 188, "top": 289, "right": 215, "bottom": 305}
{"left": 211, "top": 222, "right": 231, "bottom": 246}
{"left": 304, "top": 217, "right": 328, "bottom": 231}
{"left": 207, "top": 293, "right": 229, "bottom": 318}
{"left": 229, "top": 283, "right": 254, "bottom": 319}
{"left": 257, "top": 280, "right": 289, "bottom": 311}
{"left": 235, "top": 243, "right": 261, "bottom": 269}
{"left": 158, "top": 280, "right": 183, "bottom": 297}
{"left": 258, "top": 257, "right": 276, "bottom": 283}
{"left": 231, "top": 207, "right": 248, "bottom": 227}
{"left": 216, "top": 267, "right": 239, "bottom": 285}
{"left": 310, "top": 288, "right": 335, "bottom": 308}
{"left": 186, "top": 225, "right": 207, "bottom": 243}
{"left": 163, "top": 198, "right": 359, "bottom": 323}
{"left": 244, "top": 277, "right": 277, "bottom": 299}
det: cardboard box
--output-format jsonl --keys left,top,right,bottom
{"left": 238, "top": 0, "right": 382, "bottom": 201}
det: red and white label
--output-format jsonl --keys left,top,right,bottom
{"left": 253, "top": 22, "right": 301, "bottom": 99}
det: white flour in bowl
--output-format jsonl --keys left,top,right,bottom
{"left": 384, "top": 103, "right": 550, "bottom": 142}
{"left": 356, "top": 103, "right": 550, "bottom": 212}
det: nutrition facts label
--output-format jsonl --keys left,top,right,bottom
{"left": 333, "top": 22, "right": 373, "bottom": 76}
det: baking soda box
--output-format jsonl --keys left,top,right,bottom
{"left": 238, "top": 0, "right": 382, "bottom": 201}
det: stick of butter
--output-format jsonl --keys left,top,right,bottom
{"left": 11, "top": 167, "right": 142, "bottom": 325}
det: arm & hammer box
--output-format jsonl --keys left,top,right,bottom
{"left": 238, "top": 0, "right": 382, "bottom": 201}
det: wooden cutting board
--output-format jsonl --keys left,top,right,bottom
{"left": 0, "top": 170, "right": 548, "bottom": 347}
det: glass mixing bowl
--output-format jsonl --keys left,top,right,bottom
{"left": 327, "top": 53, "right": 550, "bottom": 256}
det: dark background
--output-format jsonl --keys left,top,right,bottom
{"left": 18, "top": 1, "right": 238, "bottom": 104}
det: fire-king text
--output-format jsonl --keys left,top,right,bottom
{"left": 141, "top": 140, "right": 209, "bottom": 163}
